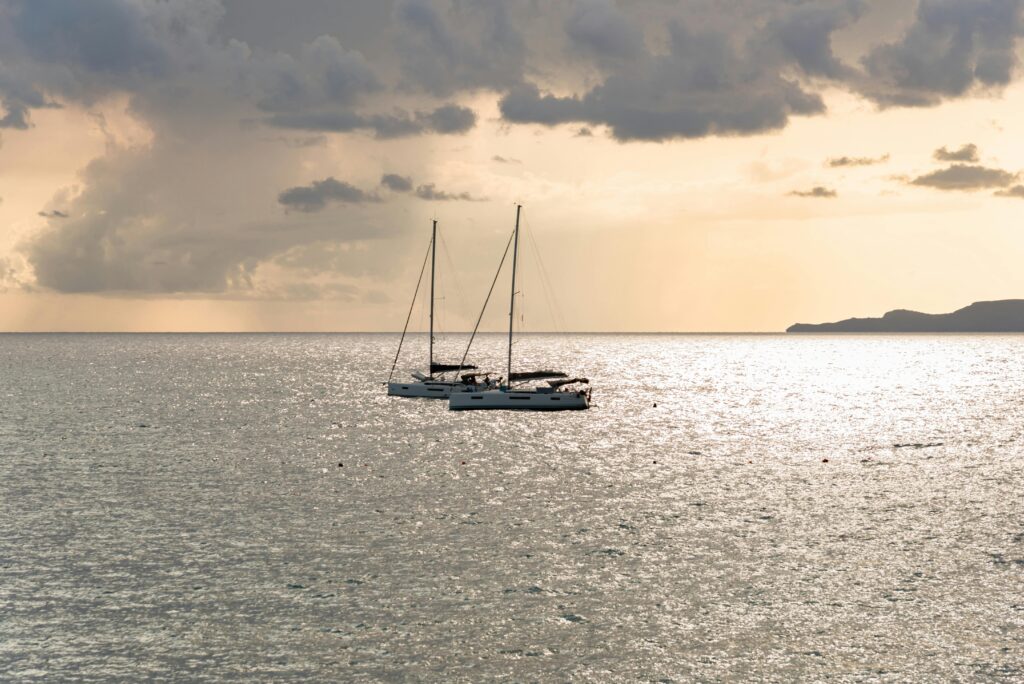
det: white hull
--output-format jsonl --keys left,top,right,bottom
{"left": 449, "top": 388, "right": 590, "bottom": 411}
{"left": 388, "top": 381, "right": 474, "bottom": 399}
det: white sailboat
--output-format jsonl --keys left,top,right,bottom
{"left": 387, "top": 220, "right": 497, "bottom": 399}
{"left": 449, "top": 205, "right": 591, "bottom": 411}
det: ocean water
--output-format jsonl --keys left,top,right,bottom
{"left": 1, "top": 333, "right": 1022, "bottom": 681}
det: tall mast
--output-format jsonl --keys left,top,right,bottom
{"left": 507, "top": 205, "right": 521, "bottom": 387}
{"left": 429, "top": 219, "right": 437, "bottom": 376}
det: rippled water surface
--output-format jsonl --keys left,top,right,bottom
{"left": 1, "top": 333, "right": 1022, "bottom": 681}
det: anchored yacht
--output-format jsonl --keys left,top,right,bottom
{"left": 449, "top": 206, "right": 591, "bottom": 411}
{"left": 386, "top": 220, "right": 496, "bottom": 399}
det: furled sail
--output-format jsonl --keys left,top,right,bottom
{"left": 548, "top": 377, "right": 589, "bottom": 388}
{"left": 509, "top": 370, "right": 568, "bottom": 381}
{"left": 431, "top": 363, "right": 478, "bottom": 373}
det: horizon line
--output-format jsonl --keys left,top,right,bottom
{"left": 0, "top": 330, "right": 788, "bottom": 335}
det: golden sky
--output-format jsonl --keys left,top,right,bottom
{"left": 2, "top": 0, "right": 1024, "bottom": 331}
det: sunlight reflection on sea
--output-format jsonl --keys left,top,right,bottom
{"left": 1, "top": 333, "right": 1022, "bottom": 681}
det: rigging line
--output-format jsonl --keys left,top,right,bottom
{"left": 387, "top": 233, "right": 433, "bottom": 383}
{"left": 437, "top": 230, "right": 470, "bottom": 330}
{"left": 457, "top": 228, "right": 516, "bottom": 376}
{"left": 526, "top": 224, "right": 566, "bottom": 333}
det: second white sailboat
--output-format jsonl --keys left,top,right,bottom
{"left": 449, "top": 205, "right": 591, "bottom": 411}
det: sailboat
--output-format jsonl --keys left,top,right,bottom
{"left": 449, "top": 205, "right": 591, "bottom": 411}
{"left": 387, "top": 220, "right": 497, "bottom": 399}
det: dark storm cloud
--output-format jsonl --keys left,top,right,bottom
{"left": 827, "top": 154, "right": 890, "bottom": 167}
{"left": 10, "top": 0, "right": 1024, "bottom": 299}
{"left": 862, "top": 0, "right": 1024, "bottom": 106}
{"left": 0, "top": 1, "right": 468, "bottom": 296}
{"left": 0, "top": 0, "right": 471, "bottom": 137}
{"left": 414, "top": 184, "right": 480, "bottom": 201}
{"left": 380, "top": 173, "right": 413, "bottom": 192}
{"left": 499, "top": 14, "right": 837, "bottom": 142}
{"left": 24, "top": 139, "right": 396, "bottom": 294}
{"left": 249, "top": 35, "right": 382, "bottom": 112}
{"left": 564, "top": 0, "right": 645, "bottom": 62}
{"left": 995, "top": 185, "right": 1024, "bottom": 198}
{"left": 789, "top": 186, "right": 838, "bottom": 198}
{"left": 421, "top": 103, "right": 476, "bottom": 133}
{"left": 265, "top": 103, "right": 475, "bottom": 137}
{"left": 0, "top": 72, "right": 55, "bottom": 129}
{"left": 910, "top": 164, "right": 1018, "bottom": 190}
{"left": 393, "top": 0, "right": 526, "bottom": 96}
{"left": 762, "top": 1, "right": 866, "bottom": 79}
{"left": 934, "top": 143, "right": 980, "bottom": 162}
{"left": 278, "top": 177, "right": 380, "bottom": 212}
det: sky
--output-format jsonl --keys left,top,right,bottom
{"left": 2, "top": 0, "right": 1024, "bottom": 332}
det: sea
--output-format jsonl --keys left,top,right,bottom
{"left": 1, "top": 333, "right": 1022, "bottom": 681}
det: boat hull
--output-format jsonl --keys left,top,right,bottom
{"left": 449, "top": 389, "right": 590, "bottom": 411}
{"left": 388, "top": 381, "right": 470, "bottom": 399}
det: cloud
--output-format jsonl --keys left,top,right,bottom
{"left": 22, "top": 133, "right": 401, "bottom": 295}
{"left": 11, "top": 0, "right": 1024, "bottom": 304}
{"left": 37, "top": 210, "right": 69, "bottom": 219}
{"left": 910, "top": 164, "right": 1018, "bottom": 190}
{"left": 414, "top": 183, "right": 481, "bottom": 201}
{"left": 564, "top": 0, "right": 646, "bottom": 62}
{"left": 789, "top": 186, "right": 838, "bottom": 198}
{"left": 934, "top": 143, "right": 980, "bottom": 162}
{"left": 762, "top": 2, "right": 866, "bottom": 79}
{"left": 379, "top": 174, "right": 480, "bottom": 200}
{"left": 380, "top": 173, "right": 413, "bottom": 192}
{"left": 393, "top": 0, "right": 526, "bottom": 96}
{"left": 421, "top": 103, "right": 476, "bottom": 133}
{"left": 250, "top": 34, "right": 381, "bottom": 112}
{"left": 995, "top": 184, "right": 1024, "bottom": 198}
{"left": 265, "top": 103, "right": 476, "bottom": 137}
{"left": 827, "top": 154, "right": 890, "bottom": 167}
{"left": 0, "top": 71, "right": 56, "bottom": 129}
{"left": 0, "top": 1, "right": 473, "bottom": 141}
{"left": 862, "top": 0, "right": 1024, "bottom": 106}
{"left": 278, "top": 177, "right": 380, "bottom": 212}
{"left": 499, "top": 17, "right": 831, "bottom": 142}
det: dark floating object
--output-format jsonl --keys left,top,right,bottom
{"left": 822, "top": 458, "right": 829, "bottom": 463}
{"left": 653, "top": 402, "right": 657, "bottom": 408}
{"left": 894, "top": 442, "right": 944, "bottom": 449}
{"left": 338, "top": 462, "right": 343, "bottom": 468}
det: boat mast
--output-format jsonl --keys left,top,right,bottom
{"left": 507, "top": 205, "right": 521, "bottom": 387}
{"left": 429, "top": 219, "right": 437, "bottom": 377}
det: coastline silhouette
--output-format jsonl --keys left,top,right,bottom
{"left": 788, "top": 299, "right": 1024, "bottom": 332}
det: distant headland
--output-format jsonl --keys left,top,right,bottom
{"left": 787, "top": 300, "right": 1024, "bottom": 333}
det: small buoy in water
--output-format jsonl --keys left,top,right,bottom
{"left": 461, "top": 460, "right": 466, "bottom": 465}
{"left": 822, "top": 458, "right": 829, "bottom": 463}
{"left": 338, "top": 462, "right": 343, "bottom": 468}
{"left": 653, "top": 403, "right": 657, "bottom": 408}
{"left": 653, "top": 460, "right": 658, "bottom": 464}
